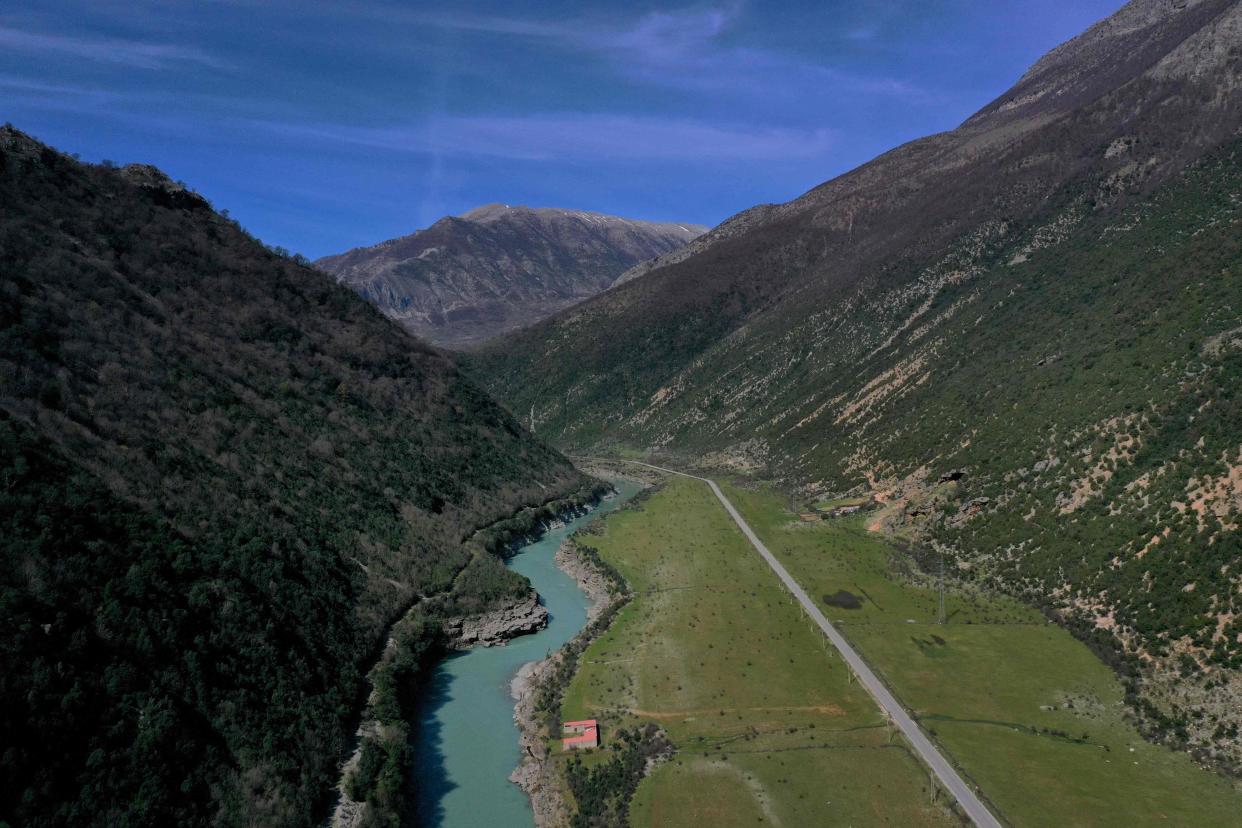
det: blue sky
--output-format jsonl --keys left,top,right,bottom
{"left": 2, "top": 1, "right": 1125, "bottom": 259}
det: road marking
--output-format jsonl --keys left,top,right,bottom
{"left": 625, "top": 461, "right": 1003, "bottom": 828}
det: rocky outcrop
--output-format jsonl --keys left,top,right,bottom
{"left": 441, "top": 591, "right": 548, "bottom": 649}
{"left": 329, "top": 587, "right": 552, "bottom": 827}
{"left": 948, "top": 497, "right": 991, "bottom": 527}
{"left": 499, "top": 505, "right": 593, "bottom": 555}
{"left": 554, "top": 540, "right": 615, "bottom": 622}
{"left": 119, "top": 163, "right": 212, "bottom": 211}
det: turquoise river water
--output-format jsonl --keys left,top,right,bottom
{"left": 412, "top": 480, "right": 642, "bottom": 827}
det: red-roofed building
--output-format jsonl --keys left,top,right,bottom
{"left": 561, "top": 719, "right": 600, "bottom": 751}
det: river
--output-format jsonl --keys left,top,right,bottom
{"left": 412, "top": 480, "right": 642, "bottom": 827}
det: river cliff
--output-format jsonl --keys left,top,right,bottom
{"left": 441, "top": 591, "right": 548, "bottom": 649}
{"left": 329, "top": 492, "right": 615, "bottom": 828}
{"left": 408, "top": 481, "right": 642, "bottom": 827}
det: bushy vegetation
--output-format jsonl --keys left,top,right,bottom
{"left": 568, "top": 541, "right": 629, "bottom": 597}
{"left": 0, "top": 413, "right": 349, "bottom": 826}
{"left": 564, "top": 725, "right": 673, "bottom": 828}
{"left": 342, "top": 612, "right": 439, "bottom": 828}
{"left": 724, "top": 481, "right": 1242, "bottom": 826}
{"left": 0, "top": 127, "right": 586, "bottom": 827}
{"left": 533, "top": 589, "right": 632, "bottom": 739}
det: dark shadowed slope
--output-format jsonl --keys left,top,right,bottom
{"left": 470, "top": 0, "right": 1242, "bottom": 770}
{"left": 0, "top": 127, "right": 591, "bottom": 827}
{"left": 316, "top": 204, "right": 706, "bottom": 349}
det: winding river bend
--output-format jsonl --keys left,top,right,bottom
{"left": 412, "top": 480, "right": 642, "bottom": 827}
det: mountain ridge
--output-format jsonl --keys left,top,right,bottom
{"left": 316, "top": 204, "right": 706, "bottom": 348}
{"left": 469, "top": 0, "right": 1242, "bottom": 770}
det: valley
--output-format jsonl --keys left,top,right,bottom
{"left": 469, "top": 0, "right": 1242, "bottom": 779}
{"left": 4, "top": 1, "right": 1242, "bottom": 826}
{"left": 539, "top": 469, "right": 1241, "bottom": 826}
{"left": 556, "top": 475, "right": 958, "bottom": 827}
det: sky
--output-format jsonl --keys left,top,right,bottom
{"left": 2, "top": 1, "right": 1127, "bottom": 259}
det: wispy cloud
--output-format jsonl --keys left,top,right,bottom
{"left": 399, "top": 4, "right": 919, "bottom": 100}
{"left": 0, "top": 73, "right": 152, "bottom": 119}
{"left": 846, "top": 25, "right": 881, "bottom": 42}
{"left": 256, "top": 113, "right": 834, "bottom": 163}
{"left": 0, "top": 25, "right": 230, "bottom": 70}
{"left": 0, "top": 74, "right": 112, "bottom": 98}
{"left": 405, "top": 3, "right": 739, "bottom": 52}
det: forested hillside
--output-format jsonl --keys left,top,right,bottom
{"left": 0, "top": 126, "right": 590, "bottom": 827}
{"left": 470, "top": 0, "right": 1242, "bottom": 768}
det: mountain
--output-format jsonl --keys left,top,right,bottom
{"left": 469, "top": 0, "right": 1242, "bottom": 768}
{"left": 0, "top": 127, "right": 596, "bottom": 827}
{"left": 315, "top": 204, "right": 706, "bottom": 349}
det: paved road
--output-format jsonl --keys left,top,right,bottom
{"left": 627, "top": 461, "right": 1003, "bottom": 828}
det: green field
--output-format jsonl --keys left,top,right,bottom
{"left": 719, "top": 481, "right": 1242, "bottom": 828}
{"left": 559, "top": 477, "right": 957, "bottom": 826}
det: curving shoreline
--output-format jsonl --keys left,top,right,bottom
{"left": 508, "top": 653, "right": 569, "bottom": 828}
{"left": 328, "top": 493, "right": 610, "bottom": 828}
{"left": 372, "top": 478, "right": 644, "bottom": 827}
{"left": 507, "top": 537, "right": 620, "bottom": 827}
{"left": 504, "top": 467, "right": 664, "bottom": 826}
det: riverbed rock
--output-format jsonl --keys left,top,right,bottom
{"left": 554, "top": 540, "right": 617, "bottom": 622}
{"left": 441, "top": 591, "right": 548, "bottom": 649}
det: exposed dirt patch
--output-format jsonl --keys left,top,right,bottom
{"left": 1179, "top": 445, "right": 1242, "bottom": 529}
{"left": 626, "top": 703, "right": 847, "bottom": 719}
{"left": 1058, "top": 414, "right": 1143, "bottom": 514}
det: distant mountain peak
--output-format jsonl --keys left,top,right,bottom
{"left": 317, "top": 206, "right": 708, "bottom": 348}
{"left": 458, "top": 202, "right": 515, "bottom": 220}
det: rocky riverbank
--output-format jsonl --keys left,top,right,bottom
{"left": 332, "top": 480, "right": 642, "bottom": 828}
{"left": 508, "top": 655, "right": 571, "bottom": 828}
{"left": 441, "top": 591, "right": 549, "bottom": 649}
{"left": 554, "top": 540, "right": 614, "bottom": 623}
{"left": 329, "top": 593, "right": 550, "bottom": 828}
{"left": 508, "top": 537, "right": 631, "bottom": 827}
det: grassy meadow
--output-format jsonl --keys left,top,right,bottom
{"left": 719, "top": 481, "right": 1242, "bottom": 828}
{"left": 558, "top": 476, "right": 957, "bottom": 826}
